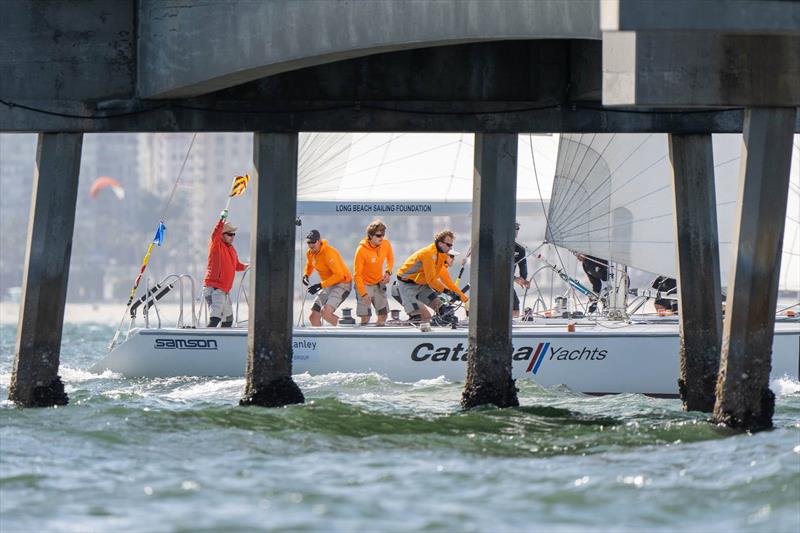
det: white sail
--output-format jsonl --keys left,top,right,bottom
{"left": 547, "top": 134, "right": 800, "bottom": 292}
{"left": 297, "top": 132, "right": 558, "bottom": 203}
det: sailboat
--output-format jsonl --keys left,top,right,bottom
{"left": 91, "top": 133, "right": 800, "bottom": 396}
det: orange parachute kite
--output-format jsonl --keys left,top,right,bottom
{"left": 90, "top": 177, "right": 125, "bottom": 200}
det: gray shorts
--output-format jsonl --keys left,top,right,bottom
{"left": 203, "top": 287, "right": 233, "bottom": 320}
{"left": 393, "top": 280, "right": 438, "bottom": 315}
{"left": 356, "top": 283, "right": 389, "bottom": 317}
{"left": 312, "top": 281, "right": 352, "bottom": 312}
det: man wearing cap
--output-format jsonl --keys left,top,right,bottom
{"left": 353, "top": 220, "right": 394, "bottom": 326}
{"left": 303, "top": 229, "right": 353, "bottom": 326}
{"left": 203, "top": 213, "right": 248, "bottom": 327}
{"left": 440, "top": 248, "right": 469, "bottom": 303}
{"left": 512, "top": 221, "right": 530, "bottom": 318}
{"left": 392, "top": 229, "right": 458, "bottom": 324}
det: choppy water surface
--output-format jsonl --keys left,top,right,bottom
{"left": 1, "top": 323, "right": 798, "bottom": 532}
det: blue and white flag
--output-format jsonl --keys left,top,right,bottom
{"left": 152, "top": 221, "right": 167, "bottom": 247}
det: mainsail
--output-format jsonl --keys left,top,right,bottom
{"left": 547, "top": 134, "right": 800, "bottom": 292}
{"left": 297, "top": 132, "right": 558, "bottom": 203}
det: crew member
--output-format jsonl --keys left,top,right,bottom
{"left": 203, "top": 212, "right": 248, "bottom": 327}
{"left": 392, "top": 229, "right": 456, "bottom": 324}
{"left": 576, "top": 254, "right": 608, "bottom": 313}
{"left": 513, "top": 221, "right": 530, "bottom": 318}
{"left": 652, "top": 276, "right": 678, "bottom": 313}
{"left": 353, "top": 220, "right": 394, "bottom": 326}
{"left": 440, "top": 249, "right": 469, "bottom": 303}
{"left": 303, "top": 229, "right": 353, "bottom": 326}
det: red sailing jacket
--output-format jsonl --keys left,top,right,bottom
{"left": 203, "top": 220, "right": 247, "bottom": 293}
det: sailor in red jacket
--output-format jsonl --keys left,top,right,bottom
{"left": 202, "top": 214, "right": 248, "bottom": 327}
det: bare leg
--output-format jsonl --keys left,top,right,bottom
{"left": 321, "top": 305, "right": 339, "bottom": 326}
{"left": 376, "top": 313, "right": 387, "bottom": 325}
{"left": 359, "top": 315, "right": 370, "bottom": 325}
{"left": 417, "top": 306, "right": 432, "bottom": 322}
{"left": 309, "top": 310, "right": 322, "bottom": 326}
{"left": 512, "top": 310, "right": 520, "bottom": 319}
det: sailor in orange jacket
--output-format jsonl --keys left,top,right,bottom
{"left": 202, "top": 215, "right": 248, "bottom": 327}
{"left": 353, "top": 220, "right": 394, "bottom": 325}
{"left": 303, "top": 229, "right": 353, "bottom": 326}
{"left": 392, "top": 229, "right": 459, "bottom": 323}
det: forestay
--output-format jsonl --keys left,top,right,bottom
{"left": 546, "top": 134, "right": 800, "bottom": 293}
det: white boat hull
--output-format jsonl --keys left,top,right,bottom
{"left": 91, "top": 322, "right": 800, "bottom": 396}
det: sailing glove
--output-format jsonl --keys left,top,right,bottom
{"left": 307, "top": 283, "right": 322, "bottom": 295}
{"left": 220, "top": 209, "right": 229, "bottom": 221}
{"left": 443, "top": 289, "right": 460, "bottom": 301}
{"left": 302, "top": 275, "right": 310, "bottom": 287}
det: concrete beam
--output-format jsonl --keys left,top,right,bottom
{"left": 0, "top": 0, "right": 134, "bottom": 101}
{"left": 9, "top": 133, "right": 82, "bottom": 407}
{"left": 138, "top": 0, "right": 599, "bottom": 98}
{"left": 713, "top": 107, "right": 796, "bottom": 431}
{"left": 603, "top": 32, "right": 800, "bottom": 107}
{"left": 601, "top": 0, "right": 800, "bottom": 34}
{"left": 462, "top": 133, "right": 519, "bottom": 409}
{"left": 669, "top": 134, "right": 722, "bottom": 413}
{"left": 3, "top": 100, "right": 785, "bottom": 134}
{"left": 240, "top": 132, "right": 304, "bottom": 408}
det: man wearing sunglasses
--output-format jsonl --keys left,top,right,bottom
{"left": 353, "top": 220, "right": 394, "bottom": 326}
{"left": 392, "top": 229, "right": 457, "bottom": 325}
{"left": 303, "top": 229, "right": 353, "bottom": 326}
{"left": 202, "top": 215, "right": 248, "bottom": 327}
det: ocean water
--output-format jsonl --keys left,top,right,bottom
{"left": 1, "top": 323, "right": 798, "bottom": 532}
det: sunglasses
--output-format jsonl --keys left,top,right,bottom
{"left": 307, "top": 240, "right": 318, "bottom": 245}
{"left": 441, "top": 241, "right": 453, "bottom": 248}
{"left": 223, "top": 232, "right": 236, "bottom": 237}
{"left": 371, "top": 233, "right": 385, "bottom": 238}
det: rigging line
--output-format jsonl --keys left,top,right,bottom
{"left": 528, "top": 134, "right": 569, "bottom": 275}
{"left": 555, "top": 158, "right": 670, "bottom": 238}
{"left": 555, "top": 147, "right": 666, "bottom": 237}
{"left": 553, "top": 134, "right": 656, "bottom": 230}
{"left": 714, "top": 155, "right": 740, "bottom": 169}
{"left": 444, "top": 134, "right": 466, "bottom": 200}
{"left": 547, "top": 135, "right": 580, "bottom": 220}
{"left": 550, "top": 134, "right": 615, "bottom": 226}
{"left": 300, "top": 132, "right": 351, "bottom": 171}
{"left": 159, "top": 133, "right": 198, "bottom": 222}
{"left": 369, "top": 132, "right": 396, "bottom": 192}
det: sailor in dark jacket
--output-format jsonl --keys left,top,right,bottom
{"left": 652, "top": 276, "right": 678, "bottom": 313}
{"left": 512, "top": 222, "right": 530, "bottom": 318}
{"left": 576, "top": 254, "right": 608, "bottom": 313}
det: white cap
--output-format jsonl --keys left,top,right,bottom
{"left": 447, "top": 248, "right": 461, "bottom": 257}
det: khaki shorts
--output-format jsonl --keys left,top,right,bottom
{"left": 393, "top": 280, "right": 438, "bottom": 316}
{"left": 203, "top": 287, "right": 233, "bottom": 320}
{"left": 311, "top": 281, "right": 352, "bottom": 312}
{"left": 356, "top": 283, "right": 389, "bottom": 317}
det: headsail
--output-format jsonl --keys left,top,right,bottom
{"left": 547, "top": 134, "right": 800, "bottom": 292}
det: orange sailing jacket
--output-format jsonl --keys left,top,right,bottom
{"left": 304, "top": 240, "right": 352, "bottom": 288}
{"left": 352, "top": 238, "right": 394, "bottom": 297}
{"left": 397, "top": 242, "right": 448, "bottom": 293}
{"left": 203, "top": 219, "right": 247, "bottom": 293}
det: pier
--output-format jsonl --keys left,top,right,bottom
{"left": 2, "top": 1, "right": 798, "bottom": 430}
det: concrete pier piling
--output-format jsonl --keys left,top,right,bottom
{"left": 713, "top": 108, "right": 797, "bottom": 431}
{"left": 240, "top": 132, "right": 305, "bottom": 407}
{"left": 9, "top": 133, "right": 82, "bottom": 407}
{"left": 668, "top": 134, "right": 722, "bottom": 413}
{"left": 461, "top": 133, "right": 520, "bottom": 409}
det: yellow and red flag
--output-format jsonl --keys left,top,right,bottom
{"left": 229, "top": 174, "right": 250, "bottom": 197}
